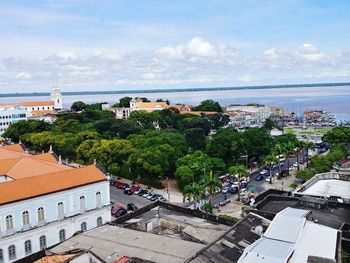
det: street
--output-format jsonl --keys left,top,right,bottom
{"left": 110, "top": 186, "right": 153, "bottom": 209}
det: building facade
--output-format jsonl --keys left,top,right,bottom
{"left": 0, "top": 106, "right": 27, "bottom": 135}
{"left": 225, "top": 104, "right": 271, "bottom": 125}
{"left": 0, "top": 145, "right": 110, "bottom": 262}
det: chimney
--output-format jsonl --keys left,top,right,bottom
{"left": 93, "top": 159, "right": 97, "bottom": 165}
{"left": 49, "top": 145, "right": 53, "bottom": 153}
{"left": 58, "top": 155, "right": 62, "bottom": 164}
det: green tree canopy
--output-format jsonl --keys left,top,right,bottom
{"left": 71, "top": 101, "right": 86, "bottom": 112}
{"left": 194, "top": 100, "right": 223, "bottom": 112}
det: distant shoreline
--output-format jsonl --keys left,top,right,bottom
{"left": 1, "top": 81, "right": 350, "bottom": 98}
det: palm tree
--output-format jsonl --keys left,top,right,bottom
{"left": 203, "top": 170, "right": 221, "bottom": 205}
{"left": 263, "top": 154, "right": 279, "bottom": 183}
{"left": 284, "top": 141, "right": 296, "bottom": 175}
{"left": 229, "top": 165, "right": 248, "bottom": 201}
{"left": 183, "top": 183, "right": 205, "bottom": 209}
{"left": 304, "top": 141, "right": 316, "bottom": 169}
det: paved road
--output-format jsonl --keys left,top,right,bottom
{"left": 110, "top": 186, "right": 153, "bottom": 209}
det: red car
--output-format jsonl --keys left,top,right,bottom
{"left": 130, "top": 186, "right": 139, "bottom": 193}
{"left": 111, "top": 204, "right": 125, "bottom": 215}
{"left": 114, "top": 181, "right": 128, "bottom": 189}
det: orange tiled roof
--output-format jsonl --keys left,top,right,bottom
{"left": 20, "top": 101, "right": 55, "bottom": 107}
{"left": 0, "top": 147, "right": 30, "bottom": 160}
{"left": 0, "top": 144, "right": 25, "bottom": 152}
{"left": 136, "top": 102, "right": 168, "bottom": 109}
{"left": 30, "top": 110, "right": 56, "bottom": 117}
{"left": 34, "top": 254, "right": 76, "bottom": 263}
{"left": 0, "top": 103, "right": 17, "bottom": 107}
{"left": 0, "top": 165, "right": 106, "bottom": 205}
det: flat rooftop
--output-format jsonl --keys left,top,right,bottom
{"left": 122, "top": 207, "right": 231, "bottom": 244}
{"left": 301, "top": 179, "right": 350, "bottom": 199}
{"left": 256, "top": 196, "right": 350, "bottom": 229}
{"left": 50, "top": 224, "right": 206, "bottom": 263}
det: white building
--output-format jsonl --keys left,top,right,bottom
{"left": 238, "top": 207, "right": 338, "bottom": 263}
{"left": 0, "top": 105, "right": 27, "bottom": 135}
{"left": 0, "top": 144, "right": 111, "bottom": 262}
{"left": 111, "top": 98, "right": 168, "bottom": 119}
{"left": 225, "top": 104, "right": 271, "bottom": 124}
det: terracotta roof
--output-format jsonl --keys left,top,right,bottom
{"left": 0, "top": 144, "right": 25, "bottom": 152}
{"left": 0, "top": 103, "right": 17, "bottom": 107}
{"left": 20, "top": 101, "right": 55, "bottom": 107}
{"left": 30, "top": 110, "right": 56, "bottom": 117}
{"left": 0, "top": 147, "right": 30, "bottom": 160}
{"left": 34, "top": 254, "right": 76, "bottom": 263}
{"left": 0, "top": 165, "right": 106, "bottom": 205}
{"left": 136, "top": 102, "right": 168, "bottom": 109}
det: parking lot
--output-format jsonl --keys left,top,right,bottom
{"left": 110, "top": 186, "right": 154, "bottom": 209}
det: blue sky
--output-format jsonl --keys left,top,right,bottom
{"left": 0, "top": 0, "right": 350, "bottom": 92}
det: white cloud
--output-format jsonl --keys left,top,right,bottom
{"left": 141, "top": 72, "right": 157, "bottom": 80}
{"left": 55, "top": 51, "right": 78, "bottom": 61}
{"left": 16, "top": 72, "right": 32, "bottom": 80}
{"left": 94, "top": 51, "right": 122, "bottom": 61}
{"left": 297, "top": 43, "right": 325, "bottom": 62}
{"left": 238, "top": 74, "right": 253, "bottom": 82}
{"left": 183, "top": 37, "right": 216, "bottom": 57}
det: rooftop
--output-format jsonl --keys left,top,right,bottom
{"left": 256, "top": 195, "right": 350, "bottom": 229}
{"left": 50, "top": 224, "right": 206, "bottom": 263}
{"left": 135, "top": 102, "right": 168, "bottom": 109}
{"left": 301, "top": 179, "right": 350, "bottom": 199}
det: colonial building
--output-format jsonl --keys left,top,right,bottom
{"left": 0, "top": 144, "right": 110, "bottom": 262}
{"left": 225, "top": 104, "right": 271, "bottom": 124}
{"left": 110, "top": 98, "right": 169, "bottom": 119}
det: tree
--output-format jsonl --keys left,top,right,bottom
{"left": 113, "top": 97, "right": 132, "bottom": 108}
{"left": 194, "top": 100, "right": 223, "bottom": 112}
{"left": 208, "top": 113, "right": 230, "bottom": 129}
{"left": 263, "top": 154, "right": 279, "bottom": 183}
{"left": 3, "top": 120, "right": 51, "bottom": 142}
{"left": 263, "top": 118, "right": 276, "bottom": 132}
{"left": 71, "top": 101, "right": 86, "bottom": 112}
{"left": 323, "top": 127, "right": 350, "bottom": 145}
{"left": 185, "top": 128, "right": 206, "bottom": 150}
{"left": 183, "top": 183, "right": 205, "bottom": 209}
{"left": 228, "top": 165, "right": 248, "bottom": 201}
{"left": 242, "top": 128, "right": 273, "bottom": 162}
{"left": 202, "top": 171, "right": 221, "bottom": 205}
{"left": 301, "top": 141, "right": 316, "bottom": 169}
{"left": 175, "top": 166, "right": 194, "bottom": 189}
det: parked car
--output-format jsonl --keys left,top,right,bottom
{"left": 229, "top": 186, "right": 238, "bottom": 194}
{"left": 147, "top": 192, "right": 155, "bottom": 199}
{"left": 122, "top": 184, "right": 131, "bottom": 190}
{"left": 293, "top": 162, "right": 298, "bottom": 167}
{"left": 255, "top": 174, "right": 263, "bottom": 181}
{"left": 240, "top": 182, "right": 248, "bottom": 189}
{"left": 141, "top": 190, "right": 149, "bottom": 197}
{"left": 127, "top": 203, "right": 138, "bottom": 211}
{"left": 111, "top": 204, "right": 125, "bottom": 215}
{"left": 131, "top": 186, "right": 139, "bottom": 193}
{"left": 115, "top": 181, "right": 128, "bottom": 189}
{"left": 150, "top": 194, "right": 160, "bottom": 201}
{"left": 109, "top": 179, "right": 116, "bottom": 186}
{"left": 265, "top": 176, "right": 272, "bottom": 182}
{"left": 260, "top": 169, "right": 268, "bottom": 176}
{"left": 115, "top": 209, "right": 127, "bottom": 218}
{"left": 222, "top": 187, "right": 230, "bottom": 194}
{"left": 134, "top": 188, "right": 143, "bottom": 195}
{"left": 158, "top": 196, "right": 166, "bottom": 202}
{"left": 239, "top": 188, "right": 247, "bottom": 196}
{"left": 123, "top": 189, "right": 132, "bottom": 195}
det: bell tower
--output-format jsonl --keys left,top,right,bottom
{"left": 51, "top": 85, "right": 63, "bottom": 110}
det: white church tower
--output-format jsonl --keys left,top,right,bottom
{"left": 51, "top": 86, "right": 63, "bottom": 110}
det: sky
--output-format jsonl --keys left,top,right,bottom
{"left": 0, "top": 0, "right": 350, "bottom": 93}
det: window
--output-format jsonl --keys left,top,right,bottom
{"left": 81, "top": 222, "right": 87, "bottom": 232}
{"left": 8, "top": 245, "right": 16, "bottom": 260}
{"left": 22, "top": 211, "right": 30, "bottom": 226}
{"left": 57, "top": 202, "right": 64, "bottom": 219}
{"left": 79, "top": 196, "right": 86, "bottom": 212}
{"left": 24, "top": 240, "right": 32, "bottom": 255}
{"left": 59, "top": 229, "right": 66, "bottom": 242}
{"left": 37, "top": 207, "right": 45, "bottom": 222}
{"left": 97, "top": 217, "right": 103, "bottom": 227}
{"left": 6, "top": 215, "right": 14, "bottom": 231}
{"left": 39, "top": 235, "right": 47, "bottom": 250}
{"left": 0, "top": 249, "right": 3, "bottom": 263}
{"left": 96, "top": 192, "right": 101, "bottom": 207}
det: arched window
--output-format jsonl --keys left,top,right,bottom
{"left": 8, "top": 245, "right": 16, "bottom": 260}
{"left": 97, "top": 217, "right": 103, "bottom": 227}
{"left": 37, "top": 207, "right": 45, "bottom": 222}
{"left": 96, "top": 192, "right": 101, "bottom": 207}
{"left": 24, "top": 240, "right": 32, "bottom": 255}
{"left": 6, "top": 215, "right": 14, "bottom": 231}
{"left": 59, "top": 229, "right": 66, "bottom": 242}
{"left": 79, "top": 196, "right": 86, "bottom": 212}
{"left": 39, "top": 235, "right": 47, "bottom": 250}
{"left": 22, "top": 211, "right": 30, "bottom": 226}
{"left": 57, "top": 202, "right": 64, "bottom": 219}
{"left": 0, "top": 249, "right": 3, "bottom": 263}
{"left": 81, "top": 222, "right": 87, "bottom": 232}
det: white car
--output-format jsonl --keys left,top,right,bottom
{"left": 288, "top": 166, "right": 294, "bottom": 171}
{"left": 239, "top": 188, "right": 247, "bottom": 195}
{"left": 293, "top": 162, "right": 298, "bottom": 167}
{"left": 265, "top": 176, "right": 272, "bottom": 182}
{"left": 222, "top": 187, "right": 230, "bottom": 194}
